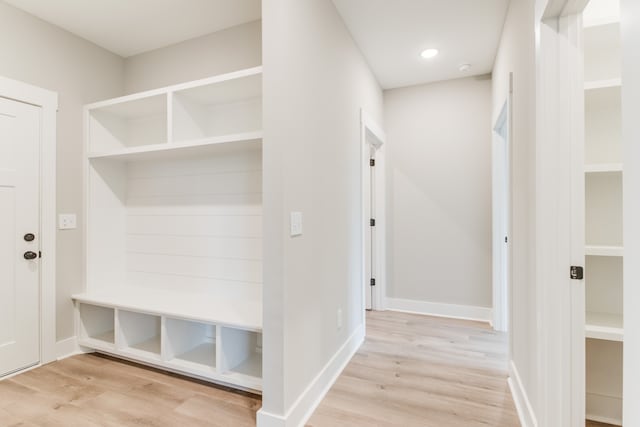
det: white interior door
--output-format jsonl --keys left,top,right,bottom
{"left": 0, "top": 96, "right": 41, "bottom": 377}
{"left": 364, "top": 147, "right": 374, "bottom": 310}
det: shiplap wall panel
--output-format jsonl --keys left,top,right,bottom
{"left": 127, "top": 271, "right": 262, "bottom": 299}
{"left": 123, "top": 146, "right": 262, "bottom": 293}
{"left": 126, "top": 235, "right": 261, "bottom": 259}
{"left": 127, "top": 253, "right": 261, "bottom": 283}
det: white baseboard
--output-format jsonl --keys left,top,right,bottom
{"left": 56, "top": 336, "right": 81, "bottom": 360}
{"left": 508, "top": 360, "right": 538, "bottom": 427}
{"left": 385, "top": 297, "right": 492, "bottom": 323}
{"left": 257, "top": 324, "right": 365, "bottom": 427}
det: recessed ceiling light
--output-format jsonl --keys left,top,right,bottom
{"left": 459, "top": 63, "right": 472, "bottom": 72}
{"left": 420, "top": 48, "right": 439, "bottom": 59}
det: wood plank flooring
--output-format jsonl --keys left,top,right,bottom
{"left": 0, "top": 353, "right": 261, "bottom": 426}
{"left": 308, "top": 310, "right": 519, "bottom": 427}
{"left": 0, "top": 311, "right": 520, "bottom": 426}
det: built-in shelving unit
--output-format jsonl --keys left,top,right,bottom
{"left": 583, "top": 0, "right": 623, "bottom": 423}
{"left": 73, "top": 66, "right": 263, "bottom": 392}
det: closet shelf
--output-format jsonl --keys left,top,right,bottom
{"left": 584, "top": 78, "right": 622, "bottom": 91}
{"left": 586, "top": 312, "right": 623, "bottom": 342}
{"left": 87, "top": 131, "right": 263, "bottom": 161}
{"left": 585, "top": 163, "right": 623, "bottom": 174}
{"left": 73, "top": 287, "right": 262, "bottom": 332}
{"left": 585, "top": 245, "right": 623, "bottom": 257}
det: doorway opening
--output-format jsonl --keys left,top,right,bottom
{"left": 361, "top": 110, "right": 386, "bottom": 314}
{"left": 492, "top": 98, "right": 511, "bottom": 333}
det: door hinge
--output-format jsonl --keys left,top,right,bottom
{"left": 370, "top": 218, "right": 376, "bottom": 226}
{"left": 570, "top": 266, "right": 584, "bottom": 280}
{"left": 39, "top": 251, "right": 42, "bottom": 258}
{"left": 370, "top": 278, "right": 376, "bottom": 286}
{"left": 370, "top": 158, "right": 375, "bottom": 167}
{"left": 504, "top": 236, "right": 508, "bottom": 243}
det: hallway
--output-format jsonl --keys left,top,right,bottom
{"left": 308, "top": 311, "right": 519, "bottom": 426}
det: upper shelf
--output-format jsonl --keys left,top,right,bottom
{"left": 88, "top": 131, "right": 262, "bottom": 162}
{"left": 586, "top": 245, "right": 623, "bottom": 257}
{"left": 86, "top": 67, "right": 263, "bottom": 156}
{"left": 585, "top": 163, "right": 623, "bottom": 174}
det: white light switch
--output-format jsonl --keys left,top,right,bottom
{"left": 290, "top": 211, "right": 303, "bottom": 237}
{"left": 58, "top": 214, "right": 77, "bottom": 230}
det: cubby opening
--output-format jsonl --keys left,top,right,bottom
{"left": 119, "top": 310, "right": 161, "bottom": 357}
{"left": 586, "top": 255, "right": 623, "bottom": 340}
{"left": 586, "top": 339, "right": 623, "bottom": 424}
{"left": 584, "top": 22, "right": 621, "bottom": 83}
{"left": 220, "top": 328, "right": 262, "bottom": 379}
{"left": 79, "top": 304, "right": 115, "bottom": 344}
{"left": 165, "top": 318, "right": 216, "bottom": 372}
{"left": 88, "top": 94, "right": 167, "bottom": 153}
{"left": 585, "top": 172, "right": 622, "bottom": 247}
{"left": 585, "top": 86, "right": 621, "bottom": 166}
{"left": 172, "top": 72, "right": 262, "bottom": 143}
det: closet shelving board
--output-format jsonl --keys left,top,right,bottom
{"left": 75, "top": 66, "right": 264, "bottom": 392}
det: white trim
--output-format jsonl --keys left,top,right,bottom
{"left": 508, "top": 361, "right": 538, "bottom": 427}
{"left": 0, "top": 75, "right": 58, "bottom": 367}
{"left": 256, "top": 324, "right": 365, "bottom": 427}
{"left": 385, "top": 297, "right": 492, "bottom": 323}
{"left": 360, "top": 109, "right": 386, "bottom": 313}
{"left": 56, "top": 337, "right": 81, "bottom": 360}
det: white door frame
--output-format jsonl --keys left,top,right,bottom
{"left": 0, "top": 76, "right": 57, "bottom": 368}
{"left": 492, "top": 97, "right": 512, "bottom": 333}
{"left": 535, "top": 0, "right": 587, "bottom": 425}
{"left": 361, "top": 109, "right": 386, "bottom": 315}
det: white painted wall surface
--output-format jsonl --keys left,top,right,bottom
{"left": 260, "top": 0, "right": 383, "bottom": 423}
{"left": 621, "top": 0, "right": 640, "bottom": 424}
{"left": 0, "top": 2, "right": 125, "bottom": 341}
{"left": 124, "top": 21, "right": 262, "bottom": 94}
{"left": 384, "top": 76, "right": 493, "bottom": 310}
{"left": 492, "top": 0, "right": 539, "bottom": 422}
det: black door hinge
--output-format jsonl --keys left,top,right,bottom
{"left": 370, "top": 218, "right": 376, "bottom": 226}
{"left": 505, "top": 236, "right": 508, "bottom": 243}
{"left": 39, "top": 251, "right": 42, "bottom": 258}
{"left": 570, "top": 266, "right": 584, "bottom": 280}
{"left": 370, "top": 158, "right": 375, "bottom": 167}
{"left": 370, "top": 278, "right": 376, "bottom": 286}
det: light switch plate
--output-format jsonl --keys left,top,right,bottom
{"left": 290, "top": 211, "right": 303, "bottom": 236}
{"left": 58, "top": 214, "right": 77, "bottom": 230}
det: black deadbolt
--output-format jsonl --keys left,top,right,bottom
{"left": 24, "top": 233, "right": 35, "bottom": 242}
{"left": 24, "top": 251, "right": 38, "bottom": 260}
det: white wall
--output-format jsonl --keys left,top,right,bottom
{"left": 260, "top": 0, "right": 383, "bottom": 423}
{"left": 124, "top": 20, "right": 262, "bottom": 94}
{"left": 384, "top": 76, "right": 493, "bottom": 311}
{"left": 0, "top": 2, "right": 125, "bottom": 341}
{"left": 621, "top": 0, "right": 640, "bottom": 424}
{"left": 492, "top": 0, "right": 539, "bottom": 420}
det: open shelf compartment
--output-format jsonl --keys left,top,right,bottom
{"left": 172, "top": 71, "right": 262, "bottom": 143}
{"left": 220, "top": 327, "right": 262, "bottom": 379}
{"left": 164, "top": 318, "right": 217, "bottom": 373}
{"left": 586, "top": 339, "right": 623, "bottom": 425}
{"left": 118, "top": 310, "right": 161, "bottom": 359}
{"left": 586, "top": 172, "right": 622, "bottom": 247}
{"left": 87, "top": 93, "right": 168, "bottom": 154}
{"left": 78, "top": 303, "right": 115, "bottom": 347}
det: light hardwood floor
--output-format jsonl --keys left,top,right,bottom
{"left": 0, "top": 353, "right": 261, "bottom": 426}
{"left": 308, "top": 310, "right": 519, "bottom": 426}
{"left": 0, "top": 311, "right": 520, "bottom": 426}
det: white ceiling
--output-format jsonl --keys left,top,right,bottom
{"left": 4, "top": 0, "right": 261, "bottom": 57}
{"left": 332, "top": 0, "right": 510, "bottom": 89}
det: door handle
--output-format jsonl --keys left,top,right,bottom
{"left": 23, "top": 251, "right": 37, "bottom": 260}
